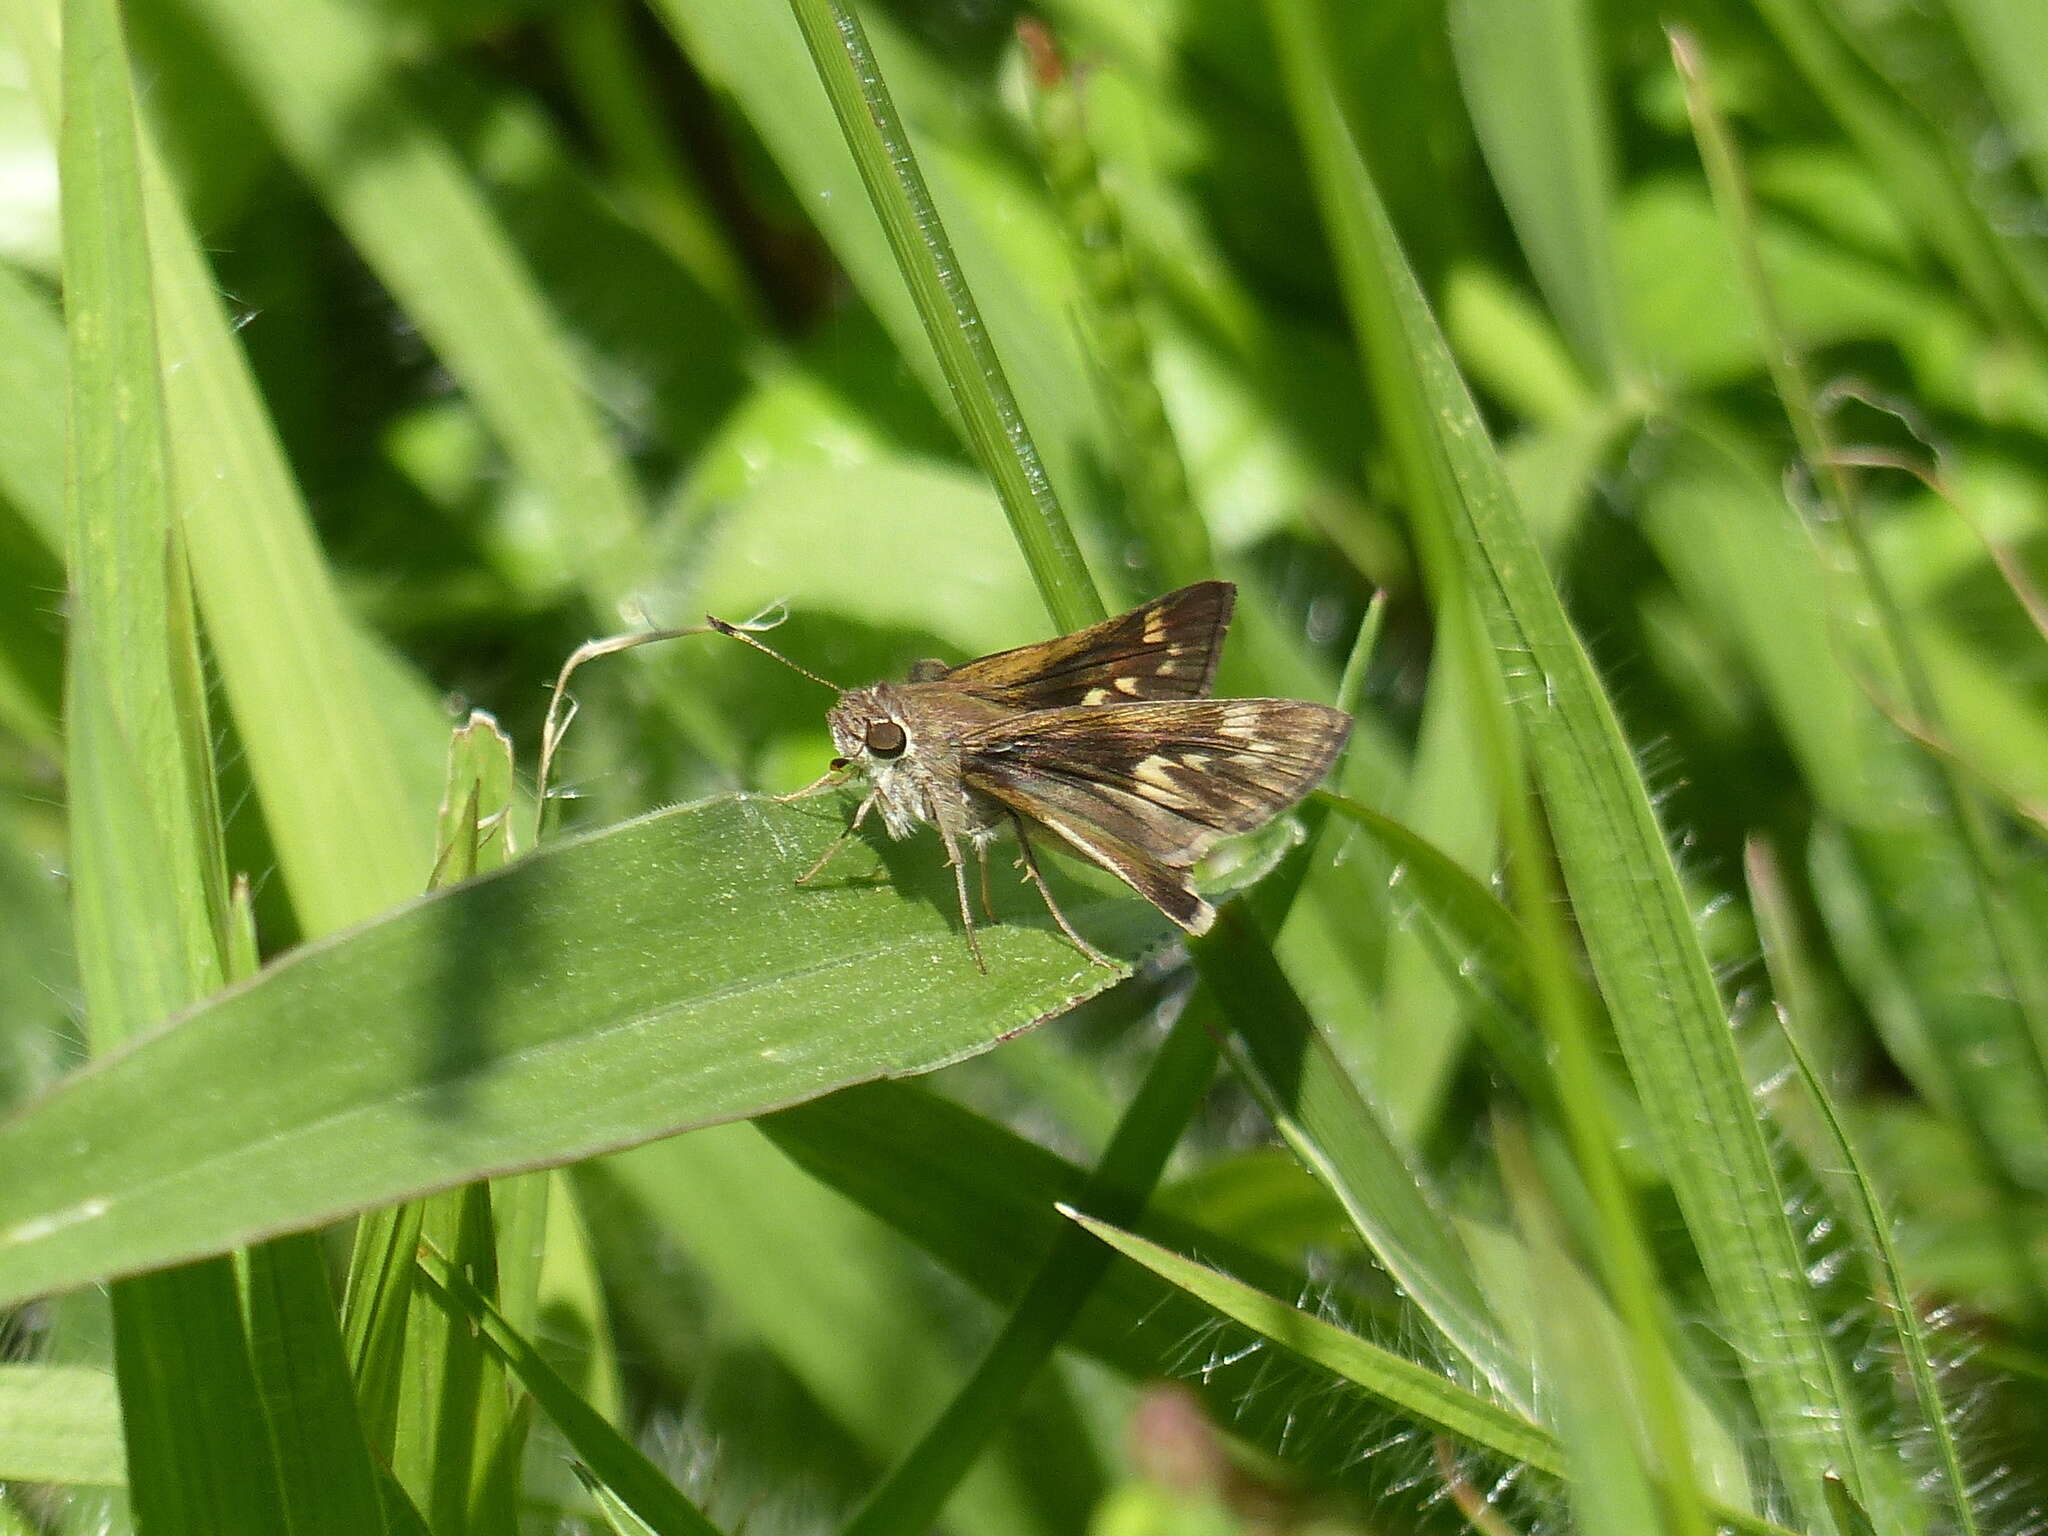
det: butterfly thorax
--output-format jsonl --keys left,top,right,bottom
{"left": 828, "top": 683, "right": 1010, "bottom": 842}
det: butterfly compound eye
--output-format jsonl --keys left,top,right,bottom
{"left": 865, "top": 720, "right": 908, "bottom": 758}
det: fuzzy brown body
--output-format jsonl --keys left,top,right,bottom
{"left": 752, "top": 581, "right": 1353, "bottom": 970}
{"left": 827, "top": 683, "right": 1013, "bottom": 845}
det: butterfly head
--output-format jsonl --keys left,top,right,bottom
{"left": 826, "top": 686, "right": 915, "bottom": 770}
{"left": 827, "top": 686, "right": 935, "bottom": 839}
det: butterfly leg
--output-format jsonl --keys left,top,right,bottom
{"left": 974, "top": 834, "right": 996, "bottom": 921}
{"left": 795, "top": 792, "right": 876, "bottom": 886}
{"left": 774, "top": 759, "right": 854, "bottom": 803}
{"left": 1010, "top": 814, "right": 1116, "bottom": 969}
{"left": 935, "top": 820, "right": 988, "bottom": 973}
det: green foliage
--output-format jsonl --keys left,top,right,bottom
{"left": 1, "top": 0, "right": 2045, "bottom": 1531}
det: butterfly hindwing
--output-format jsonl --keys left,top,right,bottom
{"left": 959, "top": 698, "right": 1352, "bottom": 933}
{"left": 931, "top": 580, "right": 1235, "bottom": 710}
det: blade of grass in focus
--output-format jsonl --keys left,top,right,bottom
{"left": 651, "top": 0, "right": 1117, "bottom": 608}
{"left": 4, "top": 0, "right": 444, "bottom": 929}
{"left": 1496, "top": 1120, "right": 1663, "bottom": 1536}
{"left": 782, "top": 0, "right": 1102, "bottom": 632}
{"left": 421, "top": 1246, "right": 730, "bottom": 1534}
{"left": 1066, "top": 1210, "right": 1798, "bottom": 1536}
{"left": 1064, "top": 1208, "right": 1560, "bottom": 1473}
{"left": 0, "top": 796, "right": 1166, "bottom": 1309}
{"left": 1747, "top": 839, "right": 1985, "bottom": 1536}
{"left": 388, "top": 714, "right": 523, "bottom": 1530}
{"left": 57, "top": 0, "right": 282, "bottom": 1524}
{"left": 1265, "top": 0, "right": 1879, "bottom": 1522}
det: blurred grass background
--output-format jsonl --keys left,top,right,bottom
{"left": 2, "top": 0, "right": 2048, "bottom": 1531}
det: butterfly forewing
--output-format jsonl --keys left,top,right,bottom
{"left": 931, "top": 580, "right": 1235, "bottom": 710}
{"left": 959, "top": 698, "right": 1352, "bottom": 934}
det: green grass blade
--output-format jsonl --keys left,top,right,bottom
{"left": 1064, "top": 1209, "right": 1561, "bottom": 1472}
{"left": 393, "top": 1187, "right": 498, "bottom": 1533}
{"left": 240, "top": 1234, "right": 390, "bottom": 1536}
{"left": 574, "top": 1464, "right": 665, "bottom": 1536}
{"left": 1496, "top": 1122, "right": 1664, "bottom": 1536}
{"left": 108, "top": 1260, "right": 287, "bottom": 1532}
{"left": 454, "top": 716, "right": 547, "bottom": 1531}
{"left": 342, "top": 1198, "right": 426, "bottom": 1459}
{"left": 347, "top": 715, "right": 520, "bottom": 1471}
{"left": 1449, "top": 0, "right": 1627, "bottom": 386}
{"left": 1021, "top": 30, "right": 1211, "bottom": 587}
{"left": 525, "top": 1171, "right": 625, "bottom": 1427}
{"left": 782, "top": 0, "right": 1102, "bottom": 629}
{"left": 1070, "top": 1209, "right": 1800, "bottom": 1536}
{"left": 390, "top": 716, "right": 526, "bottom": 1531}
{"left": 1191, "top": 906, "right": 1530, "bottom": 1410}
{"left": 146, "top": 184, "right": 443, "bottom": 928}
{"left": 1263, "top": 1, "right": 1876, "bottom": 1522}
{"left": 1747, "top": 840, "right": 1986, "bottom": 1536}
{"left": 586, "top": 1123, "right": 1069, "bottom": 1535}
{"left": 416, "top": 1250, "right": 726, "bottom": 1536}
{"left": 0, "top": 260, "right": 62, "bottom": 547}
{"left": 230, "top": 789, "right": 391, "bottom": 1536}
{"left": 0, "top": 795, "right": 1165, "bottom": 1308}
{"left": 375, "top": 1473, "right": 435, "bottom": 1536}
{"left": 58, "top": 0, "right": 288, "bottom": 1524}
{"left": 1825, "top": 1473, "right": 1883, "bottom": 1536}
{"left": 60, "top": 0, "right": 221, "bottom": 1033}
{"left": 1433, "top": 358, "right": 1712, "bottom": 1536}
{"left": 0, "top": 1365, "right": 123, "bottom": 1484}
{"left": 5, "top": 0, "right": 445, "bottom": 930}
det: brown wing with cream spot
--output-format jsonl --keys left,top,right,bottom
{"left": 960, "top": 698, "right": 1351, "bottom": 933}
{"left": 930, "top": 581, "right": 1235, "bottom": 710}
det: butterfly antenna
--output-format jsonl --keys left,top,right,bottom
{"left": 705, "top": 615, "right": 843, "bottom": 692}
